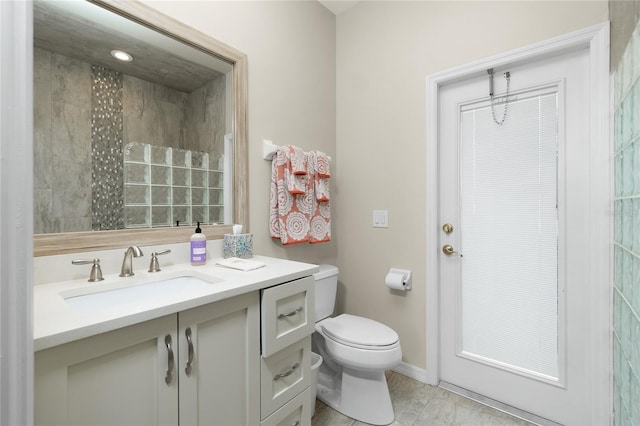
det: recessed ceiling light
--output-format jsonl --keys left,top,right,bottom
{"left": 110, "top": 50, "right": 133, "bottom": 62}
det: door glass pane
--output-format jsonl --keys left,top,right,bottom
{"left": 459, "top": 88, "right": 559, "bottom": 379}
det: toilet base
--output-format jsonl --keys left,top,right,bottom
{"left": 316, "top": 366, "right": 395, "bottom": 426}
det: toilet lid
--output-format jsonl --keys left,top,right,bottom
{"left": 321, "top": 314, "right": 398, "bottom": 348}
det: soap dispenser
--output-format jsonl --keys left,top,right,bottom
{"left": 190, "top": 222, "right": 207, "bottom": 265}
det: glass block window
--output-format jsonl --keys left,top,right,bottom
{"left": 613, "top": 19, "right": 640, "bottom": 426}
{"left": 123, "top": 142, "right": 224, "bottom": 228}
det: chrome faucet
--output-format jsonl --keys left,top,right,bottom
{"left": 119, "top": 246, "right": 143, "bottom": 277}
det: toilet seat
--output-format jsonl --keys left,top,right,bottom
{"left": 320, "top": 314, "right": 399, "bottom": 350}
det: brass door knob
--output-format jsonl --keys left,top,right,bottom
{"left": 442, "top": 223, "right": 454, "bottom": 234}
{"left": 442, "top": 244, "right": 463, "bottom": 257}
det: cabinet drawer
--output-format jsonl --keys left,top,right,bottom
{"left": 261, "top": 336, "right": 311, "bottom": 419}
{"left": 261, "top": 386, "right": 312, "bottom": 426}
{"left": 261, "top": 276, "right": 315, "bottom": 357}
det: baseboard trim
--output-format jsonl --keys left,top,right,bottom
{"left": 392, "top": 362, "right": 430, "bottom": 384}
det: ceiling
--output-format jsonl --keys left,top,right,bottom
{"left": 318, "top": 0, "right": 361, "bottom": 15}
{"left": 34, "top": 0, "right": 358, "bottom": 93}
{"left": 33, "top": 1, "right": 231, "bottom": 93}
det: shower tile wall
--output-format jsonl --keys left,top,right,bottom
{"left": 34, "top": 48, "right": 92, "bottom": 234}
{"left": 613, "top": 18, "right": 640, "bottom": 426}
{"left": 34, "top": 48, "right": 226, "bottom": 233}
{"left": 122, "top": 75, "right": 189, "bottom": 150}
{"left": 185, "top": 76, "right": 227, "bottom": 155}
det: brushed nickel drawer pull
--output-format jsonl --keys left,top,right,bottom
{"left": 278, "top": 306, "right": 303, "bottom": 319}
{"left": 273, "top": 362, "right": 299, "bottom": 380}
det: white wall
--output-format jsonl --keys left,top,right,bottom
{"left": 335, "top": 1, "right": 608, "bottom": 368}
{"left": 141, "top": 0, "right": 338, "bottom": 266}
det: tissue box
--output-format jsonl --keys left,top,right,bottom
{"left": 223, "top": 233, "right": 253, "bottom": 259}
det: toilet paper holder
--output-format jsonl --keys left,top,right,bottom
{"left": 386, "top": 268, "right": 412, "bottom": 291}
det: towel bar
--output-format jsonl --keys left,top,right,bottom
{"left": 262, "top": 139, "right": 332, "bottom": 162}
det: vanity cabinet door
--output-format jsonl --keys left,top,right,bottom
{"left": 34, "top": 314, "right": 178, "bottom": 426}
{"left": 178, "top": 291, "right": 260, "bottom": 426}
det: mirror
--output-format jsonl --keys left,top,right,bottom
{"left": 33, "top": 0, "right": 248, "bottom": 256}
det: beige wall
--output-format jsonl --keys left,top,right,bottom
{"left": 141, "top": 0, "right": 338, "bottom": 267}
{"left": 141, "top": 0, "right": 609, "bottom": 370}
{"left": 335, "top": 1, "right": 608, "bottom": 368}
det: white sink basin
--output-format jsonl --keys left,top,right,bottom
{"left": 63, "top": 275, "right": 219, "bottom": 312}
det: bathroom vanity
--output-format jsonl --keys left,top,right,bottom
{"left": 33, "top": 256, "right": 317, "bottom": 426}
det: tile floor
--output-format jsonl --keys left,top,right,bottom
{"left": 312, "top": 371, "right": 536, "bottom": 426}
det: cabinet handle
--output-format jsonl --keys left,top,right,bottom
{"left": 165, "top": 334, "right": 174, "bottom": 385}
{"left": 291, "top": 421, "right": 300, "bottom": 426}
{"left": 273, "top": 362, "right": 299, "bottom": 380}
{"left": 278, "top": 306, "right": 303, "bottom": 319}
{"left": 185, "top": 327, "right": 194, "bottom": 376}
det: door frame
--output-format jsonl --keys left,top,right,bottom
{"left": 425, "top": 22, "right": 611, "bottom": 424}
{"left": 0, "top": 1, "right": 34, "bottom": 425}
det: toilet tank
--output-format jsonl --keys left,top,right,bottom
{"left": 313, "top": 264, "right": 339, "bottom": 322}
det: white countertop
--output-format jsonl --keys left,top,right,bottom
{"left": 34, "top": 255, "right": 318, "bottom": 351}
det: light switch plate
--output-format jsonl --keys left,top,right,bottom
{"left": 373, "top": 210, "right": 389, "bottom": 228}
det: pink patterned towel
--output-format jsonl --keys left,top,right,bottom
{"left": 309, "top": 151, "right": 330, "bottom": 202}
{"left": 308, "top": 151, "right": 331, "bottom": 244}
{"left": 315, "top": 151, "right": 331, "bottom": 178}
{"left": 270, "top": 146, "right": 311, "bottom": 245}
{"left": 289, "top": 145, "right": 307, "bottom": 175}
{"left": 286, "top": 145, "right": 308, "bottom": 194}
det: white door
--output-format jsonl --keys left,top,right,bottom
{"left": 438, "top": 47, "right": 593, "bottom": 425}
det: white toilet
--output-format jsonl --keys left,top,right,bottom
{"left": 312, "top": 265, "right": 402, "bottom": 425}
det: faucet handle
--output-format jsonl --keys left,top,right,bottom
{"left": 72, "top": 259, "right": 104, "bottom": 282}
{"left": 148, "top": 249, "right": 171, "bottom": 272}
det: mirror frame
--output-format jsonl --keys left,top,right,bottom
{"left": 33, "top": 0, "right": 248, "bottom": 257}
